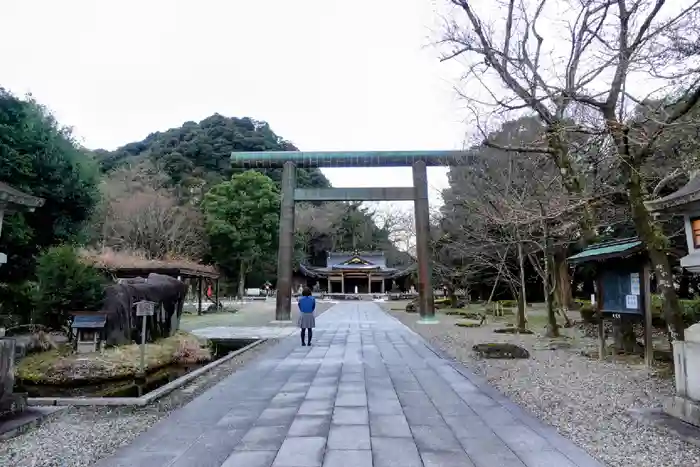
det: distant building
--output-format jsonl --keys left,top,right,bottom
{"left": 297, "top": 250, "right": 413, "bottom": 294}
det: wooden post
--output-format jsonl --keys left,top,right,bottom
{"left": 381, "top": 278, "right": 385, "bottom": 294}
{"left": 341, "top": 273, "right": 345, "bottom": 294}
{"left": 327, "top": 278, "right": 331, "bottom": 293}
{"left": 368, "top": 273, "right": 372, "bottom": 294}
{"left": 197, "top": 276, "right": 203, "bottom": 316}
{"left": 139, "top": 316, "right": 147, "bottom": 376}
{"left": 135, "top": 301, "right": 154, "bottom": 378}
{"left": 595, "top": 275, "right": 606, "bottom": 361}
{"left": 643, "top": 263, "right": 654, "bottom": 368}
{"left": 215, "top": 278, "right": 220, "bottom": 311}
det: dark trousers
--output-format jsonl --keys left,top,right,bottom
{"left": 301, "top": 328, "right": 313, "bottom": 344}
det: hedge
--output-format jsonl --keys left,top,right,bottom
{"left": 578, "top": 295, "right": 700, "bottom": 327}
{"left": 651, "top": 295, "right": 700, "bottom": 327}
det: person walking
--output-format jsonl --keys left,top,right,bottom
{"left": 297, "top": 287, "right": 316, "bottom": 346}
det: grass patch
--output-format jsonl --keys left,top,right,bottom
{"left": 16, "top": 331, "right": 211, "bottom": 385}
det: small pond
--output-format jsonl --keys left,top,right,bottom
{"left": 15, "top": 338, "right": 257, "bottom": 398}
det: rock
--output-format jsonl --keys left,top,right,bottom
{"left": 444, "top": 310, "right": 463, "bottom": 316}
{"left": 494, "top": 327, "right": 534, "bottom": 335}
{"left": 472, "top": 343, "right": 530, "bottom": 359}
{"left": 455, "top": 319, "right": 482, "bottom": 328}
{"left": 405, "top": 300, "right": 418, "bottom": 313}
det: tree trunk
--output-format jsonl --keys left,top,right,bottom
{"left": 447, "top": 283, "right": 458, "bottom": 308}
{"left": 546, "top": 128, "right": 596, "bottom": 243}
{"left": 487, "top": 262, "right": 503, "bottom": 306}
{"left": 238, "top": 261, "right": 246, "bottom": 299}
{"left": 543, "top": 220, "right": 559, "bottom": 338}
{"left": 603, "top": 115, "right": 685, "bottom": 342}
{"left": 626, "top": 161, "right": 685, "bottom": 341}
{"left": 554, "top": 248, "right": 573, "bottom": 309}
{"left": 553, "top": 247, "right": 573, "bottom": 327}
{"left": 517, "top": 242, "right": 527, "bottom": 331}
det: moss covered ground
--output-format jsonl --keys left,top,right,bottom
{"left": 16, "top": 331, "right": 211, "bottom": 385}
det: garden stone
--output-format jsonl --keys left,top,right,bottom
{"left": 472, "top": 343, "right": 530, "bottom": 359}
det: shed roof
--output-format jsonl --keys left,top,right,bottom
{"left": 71, "top": 314, "right": 107, "bottom": 329}
{"left": 80, "top": 249, "right": 219, "bottom": 279}
{"left": 567, "top": 239, "right": 644, "bottom": 264}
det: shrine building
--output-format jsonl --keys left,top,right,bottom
{"left": 297, "top": 250, "right": 412, "bottom": 294}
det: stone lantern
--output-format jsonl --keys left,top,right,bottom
{"left": 0, "top": 181, "right": 44, "bottom": 331}
{"left": 646, "top": 173, "right": 700, "bottom": 426}
{"left": 0, "top": 181, "right": 43, "bottom": 418}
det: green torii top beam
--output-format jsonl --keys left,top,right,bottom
{"left": 230, "top": 150, "right": 472, "bottom": 168}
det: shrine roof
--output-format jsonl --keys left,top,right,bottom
{"left": 297, "top": 250, "right": 413, "bottom": 278}
{"left": 327, "top": 251, "right": 387, "bottom": 268}
{"left": 646, "top": 174, "right": 700, "bottom": 213}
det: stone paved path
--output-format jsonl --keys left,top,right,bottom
{"left": 96, "top": 303, "right": 606, "bottom": 467}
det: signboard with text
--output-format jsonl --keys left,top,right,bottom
{"left": 135, "top": 301, "right": 155, "bottom": 317}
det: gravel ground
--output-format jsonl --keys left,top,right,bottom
{"left": 388, "top": 306, "right": 700, "bottom": 467}
{"left": 0, "top": 339, "right": 277, "bottom": 467}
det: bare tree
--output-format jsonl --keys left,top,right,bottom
{"left": 95, "top": 164, "right": 207, "bottom": 260}
{"left": 440, "top": 0, "right": 700, "bottom": 340}
{"left": 373, "top": 204, "right": 416, "bottom": 255}
{"left": 441, "top": 120, "right": 596, "bottom": 335}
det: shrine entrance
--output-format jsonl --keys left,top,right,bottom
{"left": 230, "top": 150, "right": 472, "bottom": 323}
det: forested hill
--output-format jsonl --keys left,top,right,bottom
{"left": 91, "top": 113, "right": 412, "bottom": 272}
{"left": 93, "top": 113, "right": 330, "bottom": 190}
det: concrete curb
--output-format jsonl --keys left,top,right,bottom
{"left": 27, "top": 339, "right": 265, "bottom": 407}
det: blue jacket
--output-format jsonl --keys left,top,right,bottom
{"left": 298, "top": 296, "right": 316, "bottom": 313}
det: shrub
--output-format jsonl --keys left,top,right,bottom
{"left": 650, "top": 294, "right": 700, "bottom": 327}
{"left": 0, "top": 281, "right": 38, "bottom": 326}
{"left": 498, "top": 300, "right": 518, "bottom": 308}
{"left": 35, "top": 245, "right": 105, "bottom": 330}
{"left": 579, "top": 304, "right": 598, "bottom": 323}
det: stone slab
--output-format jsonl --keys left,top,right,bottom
{"left": 95, "top": 302, "right": 608, "bottom": 467}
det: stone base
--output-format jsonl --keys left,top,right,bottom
{"left": 417, "top": 316, "right": 439, "bottom": 325}
{"left": 269, "top": 320, "right": 293, "bottom": 325}
{"left": 664, "top": 395, "right": 700, "bottom": 427}
{"left": 0, "top": 393, "right": 27, "bottom": 419}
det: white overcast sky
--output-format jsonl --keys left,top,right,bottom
{"left": 1, "top": 0, "right": 466, "bottom": 209}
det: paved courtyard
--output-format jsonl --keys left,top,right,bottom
{"left": 96, "top": 303, "right": 606, "bottom": 467}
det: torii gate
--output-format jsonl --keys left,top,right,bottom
{"left": 230, "top": 151, "right": 472, "bottom": 323}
